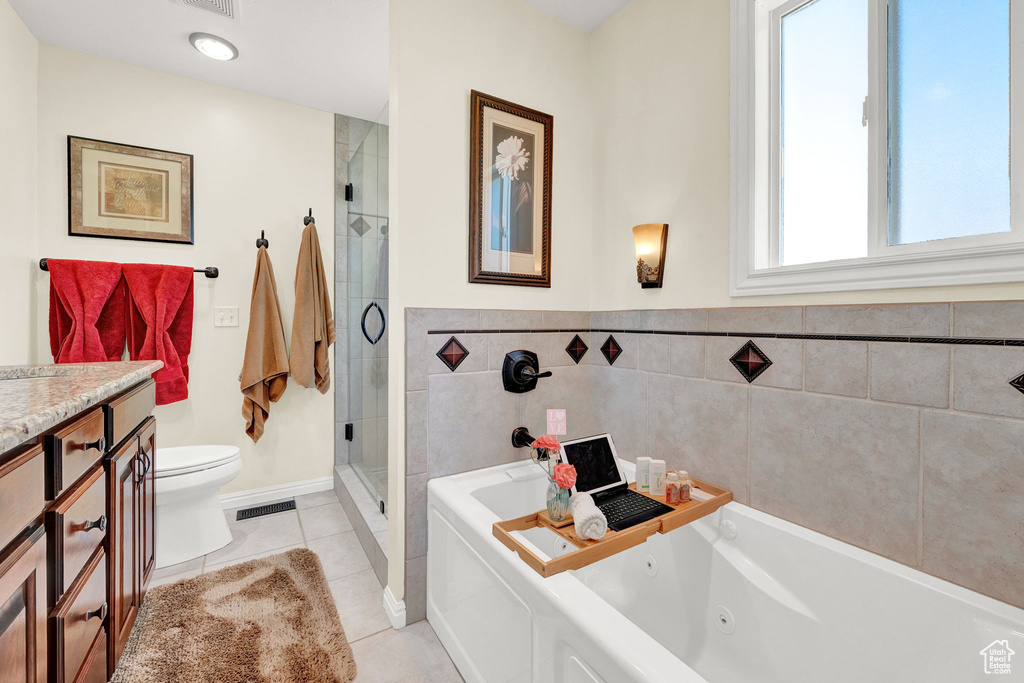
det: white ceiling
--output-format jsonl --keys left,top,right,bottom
{"left": 8, "top": 0, "right": 389, "bottom": 121}
{"left": 520, "top": 0, "right": 631, "bottom": 33}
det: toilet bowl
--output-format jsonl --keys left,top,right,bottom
{"left": 154, "top": 445, "right": 242, "bottom": 569}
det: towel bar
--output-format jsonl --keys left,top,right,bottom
{"left": 39, "top": 259, "right": 219, "bottom": 279}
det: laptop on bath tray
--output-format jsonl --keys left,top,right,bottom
{"left": 557, "top": 433, "right": 674, "bottom": 532}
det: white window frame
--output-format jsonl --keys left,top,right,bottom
{"left": 730, "top": 0, "right": 1024, "bottom": 296}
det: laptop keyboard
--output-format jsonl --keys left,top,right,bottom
{"left": 597, "top": 491, "right": 673, "bottom": 531}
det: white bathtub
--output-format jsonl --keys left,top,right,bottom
{"left": 426, "top": 459, "right": 1024, "bottom": 682}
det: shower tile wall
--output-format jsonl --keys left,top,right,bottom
{"left": 404, "top": 302, "right": 1024, "bottom": 623}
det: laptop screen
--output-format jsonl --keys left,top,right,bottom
{"left": 560, "top": 434, "right": 624, "bottom": 495}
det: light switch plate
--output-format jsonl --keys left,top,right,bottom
{"left": 546, "top": 409, "right": 567, "bottom": 436}
{"left": 214, "top": 306, "right": 239, "bottom": 327}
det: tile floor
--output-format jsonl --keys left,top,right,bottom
{"left": 151, "top": 489, "right": 463, "bottom": 682}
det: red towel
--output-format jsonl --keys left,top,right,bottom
{"left": 48, "top": 259, "right": 126, "bottom": 363}
{"left": 123, "top": 263, "right": 194, "bottom": 405}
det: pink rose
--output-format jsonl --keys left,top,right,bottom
{"left": 531, "top": 435, "right": 562, "bottom": 452}
{"left": 553, "top": 463, "right": 577, "bottom": 490}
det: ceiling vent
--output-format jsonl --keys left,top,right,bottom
{"left": 182, "top": 0, "right": 236, "bottom": 20}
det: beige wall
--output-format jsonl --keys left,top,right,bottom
{"left": 34, "top": 46, "right": 336, "bottom": 494}
{"left": 0, "top": 0, "right": 38, "bottom": 364}
{"left": 388, "top": 0, "right": 595, "bottom": 600}
{"left": 590, "top": 0, "right": 1024, "bottom": 309}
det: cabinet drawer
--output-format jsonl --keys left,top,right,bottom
{"left": 0, "top": 443, "right": 45, "bottom": 553}
{"left": 45, "top": 409, "right": 105, "bottom": 500}
{"left": 53, "top": 547, "right": 107, "bottom": 683}
{"left": 104, "top": 380, "right": 155, "bottom": 452}
{"left": 47, "top": 464, "right": 106, "bottom": 604}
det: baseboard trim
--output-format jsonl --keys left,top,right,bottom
{"left": 219, "top": 476, "right": 335, "bottom": 510}
{"left": 382, "top": 585, "right": 407, "bottom": 629}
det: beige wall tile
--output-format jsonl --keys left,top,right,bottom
{"left": 590, "top": 367, "right": 648, "bottom": 463}
{"left": 405, "top": 472, "right": 428, "bottom": 559}
{"left": 428, "top": 333, "right": 488, "bottom": 375}
{"left": 669, "top": 336, "right": 705, "bottom": 378}
{"left": 487, "top": 333, "right": 524, "bottom": 370}
{"left": 953, "top": 345, "right": 1024, "bottom": 419}
{"left": 521, "top": 364, "right": 595, "bottom": 440}
{"left": 591, "top": 310, "right": 642, "bottom": 329}
{"left": 405, "top": 313, "right": 430, "bottom": 391}
{"left": 708, "top": 306, "right": 803, "bottom": 334}
{"left": 638, "top": 309, "right": 708, "bottom": 331}
{"left": 479, "top": 309, "right": 544, "bottom": 330}
{"left": 870, "top": 344, "right": 950, "bottom": 408}
{"left": 749, "top": 389, "right": 920, "bottom": 565}
{"left": 542, "top": 310, "right": 590, "bottom": 329}
{"left": 427, "top": 372, "right": 520, "bottom": 478}
{"left": 406, "top": 390, "right": 428, "bottom": 475}
{"left": 647, "top": 375, "right": 749, "bottom": 502}
{"left": 805, "top": 304, "right": 950, "bottom": 337}
{"left": 408, "top": 308, "right": 481, "bottom": 330}
{"left": 953, "top": 302, "right": 1024, "bottom": 339}
{"left": 639, "top": 335, "right": 671, "bottom": 373}
{"left": 923, "top": 411, "right": 1024, "bottom": 608}
{"left": 706, "top": 337, "right": 803, "bottom": 390}
{"left": 805, "top": 340, "right": 868, "bottom": 398}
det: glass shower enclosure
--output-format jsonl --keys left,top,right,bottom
{"left": 346, "top": 105, "right": 389, "bottom": 513}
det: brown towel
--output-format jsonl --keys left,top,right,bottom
{"left": 290, "top": 222, "right": 335, "bottom": 393}
{"left": 241, "top": 246, "right": 289, "bottom": 442}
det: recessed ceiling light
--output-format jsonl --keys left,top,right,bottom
{"left": 189, "top": 32, "right": 238, "bottom": 61}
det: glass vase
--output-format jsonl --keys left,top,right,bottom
{"left": 546, "top": 479, "right": 570, "bottom": 522}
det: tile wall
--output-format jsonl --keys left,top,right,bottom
{"left": 404, "top": 304, "right": 1024, "bottom": 622}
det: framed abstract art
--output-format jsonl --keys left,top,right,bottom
{"left": 468, "top": 91, "right": 553, "bottom": 287}
{"left": 68, "top": 136, "right": 194, "bottom": 244}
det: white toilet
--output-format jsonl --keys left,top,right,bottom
{"left": 154, "top": 445, "right": 243, "bottom": 569}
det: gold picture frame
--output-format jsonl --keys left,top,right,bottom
{"left": 68, "top": 136, "right": 194, "bottom": 244}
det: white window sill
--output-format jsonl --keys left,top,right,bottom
{"left": 730, "top": 242, "right": 1024, "bottom": 297}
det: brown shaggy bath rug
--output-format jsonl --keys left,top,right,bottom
{"left": 111, "top": 548, "right": 356, "bottom": 683}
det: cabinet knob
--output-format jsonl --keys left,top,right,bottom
{"left": 85, "top": 603, "right": 108, "bottom": 622}
{"left": 81, "top": 515, "right": 106, "bottom": 533}
{"left": 84, "top": 437, "right": 105, "bottom": 452}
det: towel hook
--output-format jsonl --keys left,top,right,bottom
{"left": 303, "top": 208, "right": 315, "bottom": 226}
{"left": 256, "top": 230, "right": 269, "bottom": 248}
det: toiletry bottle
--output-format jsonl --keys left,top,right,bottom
{"left": 679, "top": 470, "right": 692, "bottom": 502}
{"left": 637, "top": 457, "right": 651, "bottom": 494}
{"left": 665, "top": 471, "right": 681, "bottom": 505}
{"left": 650, "top": 460, "right": 667, "bottom": 496}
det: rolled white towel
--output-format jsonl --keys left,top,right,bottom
{"left": 569, "top": 492, "right": 607, "bottom": 541}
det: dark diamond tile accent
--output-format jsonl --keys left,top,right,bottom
{"left": 1010, "top": 371, "right": 1024, "bottom": 395}
{"left": 729, "top": 340, "right": 772, "bottom": 383}
{"left": 565, "top": 335, "right": 589, "bottom": 364}
{"left": 600, "top": 335, "right": 622, "bottom": 365}
{"left": 436, "top": 336, "right": 469, "bottom": 372}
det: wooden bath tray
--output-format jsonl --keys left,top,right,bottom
{"left": 492, "top": 479, "right": 732, "bottom": 578}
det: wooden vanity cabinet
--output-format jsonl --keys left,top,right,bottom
{"left": 0, "top": 375, "right": 156, "bottom": 683}
{"left": 0, "top": 525, "right": 48, "bottom": 683}
{"left": 105, "top": 415, "right": 156, "bottom": 676}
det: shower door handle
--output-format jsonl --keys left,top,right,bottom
{"left": 361, "top": 301, "right": 386, "bottom": 345}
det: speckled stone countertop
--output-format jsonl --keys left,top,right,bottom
{"left": 0, "top": 361, "right": 163, "bottom": 454}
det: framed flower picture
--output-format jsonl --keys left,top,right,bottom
{"left": 68, "top": 136, "right": 194, "bottom": 244}
{"left": 469, "top": 91, "right": 553, "bottom": 287}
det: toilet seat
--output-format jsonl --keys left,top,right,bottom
{"left": 155, "top": 445, "right": 241, "bottom": 478}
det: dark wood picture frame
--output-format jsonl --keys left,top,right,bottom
{"left": 469, "top": 90, "right": 553, "bottom": 287}
{"left": 68, "top": 136, "right": 194, "bottom": 245}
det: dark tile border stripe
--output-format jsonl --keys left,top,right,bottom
{"left": 423, "top": 328, "right": 1024, "bottom": 347}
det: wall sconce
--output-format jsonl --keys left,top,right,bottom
{"left": 633, "top": 223, "right": 668, "bottom": 288}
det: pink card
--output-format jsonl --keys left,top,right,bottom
{"left": 546, "top": 409, "right": 567, "bottom": 436}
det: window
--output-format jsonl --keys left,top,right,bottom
{"left": 731, "top": 0, "right": 1022, "bottom": 296}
